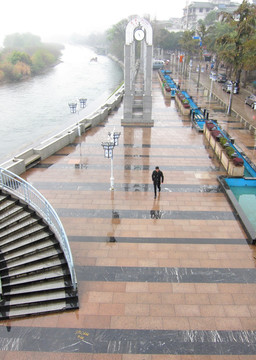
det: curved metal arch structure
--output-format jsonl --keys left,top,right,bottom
{"left": 122, "top": 17, "right": 153, "bottom": 125}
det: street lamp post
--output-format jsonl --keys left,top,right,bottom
{"left": 101, "top": 129, "right": 121, "bottom": 191}
{"left": 101, "top": 140, "right": 115, "bottom": 190}
{"left": 193, "top": 36, "right": 202, "bottom": 89}
{"left": 210, "top": 77, "right": 213, "bottom": 98}
{"left": 227, "top": 82, "right": 234, "bottom": 116}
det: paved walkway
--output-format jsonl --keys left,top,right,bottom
{"left": 1, "top": 72, "right": 256, "bottom": 359}
{"left": 192, "top": 69, "right": 256, "bottom": 127}
{"left": 183, "top": 70, "right": 256, "bottom": 165}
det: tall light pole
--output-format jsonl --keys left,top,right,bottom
{"left": 193, "top": 36, "right": 202, "bottom": 89}
{"left": 101, "top": 128, "right": 121, "bottom": 191}
{"left": 227, "top": 82, "right": 234, "bottom": 116}
{"left": 209, "top": 73, "right": 216, "bottom": 99}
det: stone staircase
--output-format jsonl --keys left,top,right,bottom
{"left": 132, "top": 72, "right": 144, "bottom": 121}
{"left": 0, "top": 190, "right": 79, "bottom": 319}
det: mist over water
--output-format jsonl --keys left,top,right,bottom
{"left": 0, "top": 44, "right": 123, "bottom": 164}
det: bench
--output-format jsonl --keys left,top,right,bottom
{"left": 24, "top": 154, "right": 41, "bottom": 169}
{"left": 84, "top": 122, "right": 91, "bottom": 130}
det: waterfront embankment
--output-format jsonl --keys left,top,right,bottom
{"left": 0, "top": 45, "right": 123, "bottom": 168}
{"left": 1, "top": 83, "right": 124, "bottom": 175}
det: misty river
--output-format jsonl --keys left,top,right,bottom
{"left": 0, "top": 44, "right": 123, "bottom": 164}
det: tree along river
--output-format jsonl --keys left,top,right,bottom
{"left": 0, "top": 44, "right": 124, "bottom": 164}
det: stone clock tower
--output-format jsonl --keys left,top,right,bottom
{"left": 122, "top": 17, "right": 153, "bottom": 125}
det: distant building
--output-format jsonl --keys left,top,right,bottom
{"left": 165, "top": 18, "right": 183, "bottom": 31}
{"left": 151, "top": 18, "right": 184, "bottom": 36}
{"left": 181, "top": 0, "right": 240, "bottom": 29}
{"left": 154, "top": 19, "right": 183, "bottom": 32}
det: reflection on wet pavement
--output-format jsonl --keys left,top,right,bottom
{"left": 6, "top": 69, "right": 256, "bottom": 359}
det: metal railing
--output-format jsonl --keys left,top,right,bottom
{"left": 0, "top": 167, "right": 77, "bottom": 291}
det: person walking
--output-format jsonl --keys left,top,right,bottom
{"left": 152, "top": 166, "right": 164, "bottom": 199}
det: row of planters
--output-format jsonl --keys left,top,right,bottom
{"left": 157, "top": 70, "right": 177, "bottom": 98}
{"left": 175, "top": 91, "right": 191, "bottom": 116}
{"left": 204, "top": 120, "right": 244, "bottom": 177}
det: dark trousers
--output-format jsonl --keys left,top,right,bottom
{"left": 153, "top": 182, "right": 161, "bottom": 197}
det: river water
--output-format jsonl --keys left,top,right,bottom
{"left": 0, "top": 44, "right": 123, "bottom": 164}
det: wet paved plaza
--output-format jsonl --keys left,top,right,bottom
{"left": 1, "top": 72, "right": 256, "bottom": 359}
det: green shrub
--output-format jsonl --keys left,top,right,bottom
{"left": 219, "top": 137, "right": 228, "bottom": 146}
{"left": 226, "top": 146, "right": 235, "bottom": 157}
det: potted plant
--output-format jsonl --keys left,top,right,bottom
{"left": 209, "top": 129, "right": 221, "bottom": 150}
{"left": 182, "top": 98, "right": 190, "bottom": 108}
{"left": 215, "top": 136, "right": 226, "bottom": 159}
{"left": 228, "top": 155, "right": 244, "bottom": 177}
{"left": 204, "top": 120, "right": 217, "bottom": 141}
{"left": 175, "top": 91, "right": 191, "bottom": 115}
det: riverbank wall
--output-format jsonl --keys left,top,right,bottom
{"left": 1, "top": 84, "right": 124, "bottom": 176}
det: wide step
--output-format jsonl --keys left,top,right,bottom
{"left": 0, "top": 217, "right": 42, "bottom": 239}
{"left": 1, "top": 256, "right": 66, "bottom": 278}
{"left": 1, "top": 300, "right": 76, "bottom": 319}
{"left": 2, "top": 289, "right": 68, "bottom": 306}
{"left": 0, "top": 231, "right": 54, "bottom": 252}
{"left": 3, "top": 278, "right": 68, "bottom": 295}
{"left": 0, "top": 189, "right": 78, "bottom": 319}
{"left": 0, "top": 199, "right": 17, "bottom": 213}
{"left": 0, "top": 223, "right": 48, "bottom": 246}
{"left": 0, "top": 205, "right": 25, "bottom": 224}
{"left": 1, "top": 248, "right": 62, "bottom": 269}
{"left": 1, "top": 238, "right": 57, "bottom": 260}
{"left": 4, "top": 266, "right": 68, "bottom": 286}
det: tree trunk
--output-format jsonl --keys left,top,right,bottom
{"left": 236, "top": 68, "right": 242, "bottom": 83}
{"left": 197, "top": 51, "right": 203, "bottom": 88}
{"left": 242, "top": 70, "right": 248, "bottom": 88}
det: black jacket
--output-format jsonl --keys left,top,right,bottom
{"left": 152, "top": 170, "right": 164, "bottom": 184}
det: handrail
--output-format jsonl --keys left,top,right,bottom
{"left": 0, "top": 167, "right": 77, "bottom": 291}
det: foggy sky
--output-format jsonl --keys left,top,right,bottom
{"left": 1, "top": 0, "right": 245, "bottom": 44}
{"left": 1, "top": 0, "right": 189, "bottom": 42}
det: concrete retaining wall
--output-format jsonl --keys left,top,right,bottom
{"left": 1, "top": 84, "right": 124, "bottom": 175}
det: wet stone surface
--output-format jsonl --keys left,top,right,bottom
{"left": 3, "top": 71, "right": 256, "bottom": 359}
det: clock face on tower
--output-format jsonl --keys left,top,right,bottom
{"left": 134, "top": 28, "right": 145, "bottom": 41}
